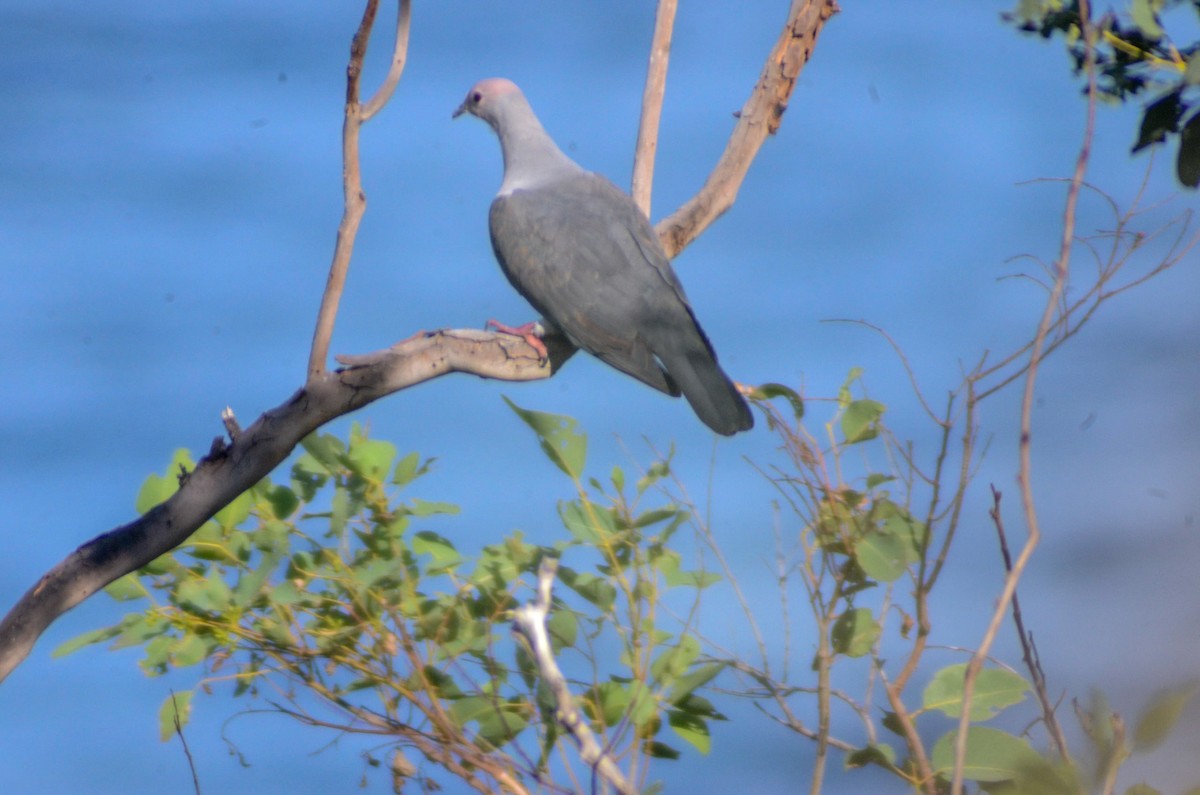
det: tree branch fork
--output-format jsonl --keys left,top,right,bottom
{"left": 0, "top": 0, "right": 837, "bottom": 685}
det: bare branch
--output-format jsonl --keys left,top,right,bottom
{"left": 308, "top": 0, "right": 412, "bottom": 381}
{"left": 631, "top": 0, "right": 677, "bottom": 216}
{"left": 654, "top": 0, "right": 838, "bottom": 258}
{"left": 511, "top": 558, "right": 638, "bottom": 795}
{"left": 951, "top": 2, "right": 1097, "bottom": 791}
{"left": 0, "top": 329, "right": 563, "bottom": 684}
{"left": 362, "top": 0, "right": 413, "bottom": 121}
{"left": 989, "top": 486, "right": 1070, "bottom": 761}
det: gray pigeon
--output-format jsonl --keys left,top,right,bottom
{"left": 454, "top": 78, "right": 753, "bottom": 436}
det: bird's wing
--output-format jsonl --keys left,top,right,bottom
{"left": 488, "top": 173, "right": 696, "bottom": 396}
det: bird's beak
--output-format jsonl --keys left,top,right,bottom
{"left": 452, "top": 99, "right": 469, "bottom": 120}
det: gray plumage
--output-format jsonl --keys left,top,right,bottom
{"left": 454, "top": 78, "right": 752, "bottom": 436}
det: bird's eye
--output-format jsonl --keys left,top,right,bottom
{"left": 472, "top": 91, "right": 483, "bottom": 104}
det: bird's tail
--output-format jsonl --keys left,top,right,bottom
{"left": 663, "top": 345, "right": 754, "bottom": 436}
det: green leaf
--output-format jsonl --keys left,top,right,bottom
{"left": 923, "top": 663, "right": 1029, "bottom": 721}
{"left": 647, "top": 741, "right": 680, "bottom": 760}
{"left": 1130, "top": 0, "right": 1165, "bottom": 40}
{"left": 410, "top": 499, "right": 461, "bottom": 517}
{"left": 392, "top": 452, "right": 425, "bottom": 486}
{"left": 347, "top": 437, "right": 396, "bottom": 482}
{"left": 845, "top": 742, "right": 897, "bottom": 770}
{"left": 651, "top": 636, "right": 700, "bottom": 688}
{"left": 558, "top": 568, "right": 616, "bottom": 612}
{"left": 214, "top": 488, "right": 253, "bottom": 531}
{"left": 169, "top": 633, "right": 211, "bottom": 668}
{"left": 104, "top": 574, "right": 147, "bottom": 602}
{"left": 668, "top": 709, "right": 711, "bottom": 754}
{"left": 1177, "top": 111, "right": 1200, "bottom": 188}
{"left": 656, "top": 552, "right": 721, "bottom": 589}
{"left": 841, "top": 399, "right": 885, "bottom": 444}
{"left": 176, "top": 572, "right": 234, "bottom": 613}
{"left": 856, "top": 525, "right": 911, "bottom": 582}
{"left": 1133, "top": 682, "right": 1197, "bottom": 751}
{"left": 300, "top": 433, "right": 347, "bottom": 474}
{"left": 1124, "top": 785, "right": 1162, "bottom": 795}
{"left": 558, "top": 500, "right": 616, "bottom": 543}
{"left": 546, "top": 609, "right": 577, "bottom": 652}
{"left": 1133, "top": 90, "right": 1184, "bottom": 153}
{"left": 52, "top": 625, "right": 123, "bottom": 658}
{"left": 830, "top": 607, "right": 879, "bottom": 657}
{"left": 135, "top": 449, "right": 195, "bottom": 513}
{"left": 265, "top": 485, "right": 299, "bottom": 520}
{"left": 668, "top": 661, "right": 727, "bottom": 705}
{"left": 504, "top": 397, "right": 587, "bottom": 481}
{"left": 750, "top": 382, "right": 804, "bottom": 421}
{"left": 931, "top": 726, "right": 1051, "bottom": 783}
{"left": 412, "top": 531, "right": 463, "bottom": 571}
{"left": 158, "top": 690, "right": 193, "bottom": 742}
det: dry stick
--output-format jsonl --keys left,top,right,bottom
{"left": 0, "top": 5, "right": 837, "bottom": 685}
{"left": 307, "top": 0, "right": 412, "bottom": 382}
{"left": 512, "top": 559, "right": 638, "bottom": 795}
{"left": 655, "top": 0, "right": 838, "bottom": 258}
{"left": 989, "top": 486, "right": 1070, "bottom": 761}
{"left": 171, "top": 689, "right": 202, "bottom": 795}
{"left": 949, "top": 3, "right": 1097, "bottom": 792}
{"left": 631, "top": 0, "right": 677, "bottom": 216}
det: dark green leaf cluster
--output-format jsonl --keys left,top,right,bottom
{"left": 1008, "top": 0, "right": 1200, "bottom": 186}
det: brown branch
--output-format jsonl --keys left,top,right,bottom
{"left": 654, "top": 0, "right": 838, "bottom": 258}
{"left": 631, "top": 0, "right": 677, "bottom": 216}
{"left": 950, "top": 2, "right": 1097, "bottom": 792}
{"left": 0, "top": 329, "right": 565, "bottom": 684}
{"left": 307, "top": 0, "right": 412, "bottom": 382}
{"left": 989, "top": 486, "right": 1070, "bottom": 761}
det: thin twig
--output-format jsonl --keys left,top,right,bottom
{"left": 951, "top": 3, "right": 1096, "bottom": 792}
{"left": 631, "top": 0, "right": 677, "bottom": 216}
{"left": 307, "top": 0, "right": 412, "bottom": 381}
{"left": 989, "top": 486, "right": 1070, "bottom": 761}
{"left": 171, "top": 689, "right": 202, "bottom": 795}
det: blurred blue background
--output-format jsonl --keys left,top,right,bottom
{"left": 1, "top": 1, "right": 1197, "bottom": 792}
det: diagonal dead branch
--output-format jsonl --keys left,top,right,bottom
{"left": 951, "top": 2, "right": 1097, "bottom": 791}
{"left": 654, "top": 0, "right": 838, "bottom": 258}
{"left": 631, "top": 0, "right": 678, "bottom": 216}
{"left": 308, "top": 0, "right": 413, "bottom": 382}
{"left": 512, "top": 558, "right": 638, "bottom": 795}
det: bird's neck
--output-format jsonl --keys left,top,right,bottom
{"left": 496, "top": 120, "right": 580, "bottom": 196}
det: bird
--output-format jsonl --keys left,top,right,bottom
{"left": 454, "top": 78, "right": 753, "bottom": 436}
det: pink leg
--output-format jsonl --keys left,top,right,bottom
{"left": 486, "top": 319, "right": 549, "bottom": 361}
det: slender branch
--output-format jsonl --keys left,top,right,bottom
{"left": 631, "top": 0, "right": 677, "bottom": 216}
{"left": 170, "top": 690, "right": 202, "bottom": 795}
{"left": 654, "top": 0, "right": 838, "bottom": 258}
{"left": 989, "top": 486, "right": 1070, "bottom": 761}
{"left": 951, "top": 3, "right": 1096, "bottom": 792}
{"left": 308, "top": 0, "right": 412, "bottom": 381}
{"left": 362, "top": 0, "right": 412, "bottom": 121}
{"left": 512, "top": 558, "right": 638, "bottom": 795}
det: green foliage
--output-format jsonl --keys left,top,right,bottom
{"left": 923, "top": 663, "right": 1030, "bottom": 721}
{"left": 62, "top": 414, "right": 722, "bottom": 792}
{"left": 61, "top": 379, "right": 1197, "bottom": 793}
{"left": 1008, "top": 0, "right": 1200, "bottom": 186}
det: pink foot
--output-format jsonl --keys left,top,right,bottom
{"left": 486, "top": 319, "right": 548, "bottom": 361}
